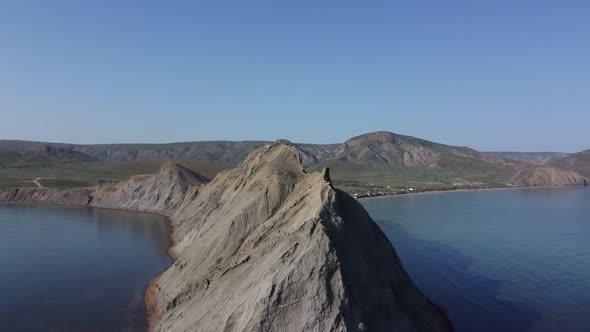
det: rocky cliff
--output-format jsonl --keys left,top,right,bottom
{"left": 510, "top": 167, "right": 589, "bottom": 187}
{"left": 0, "top": 162, "right": 207, "bottom": 215}
{"left": 150, "top": 142, "right": 452, "bottom": 332}
{"left": 0, "top": 143, "right": 453, "bottom": 332}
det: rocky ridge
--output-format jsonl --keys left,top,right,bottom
{"left": 151, "top": 142, "right": 452, "bottom": 332}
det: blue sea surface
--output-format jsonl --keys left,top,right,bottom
{"left": 362, "top": 187, "right": 590, "bottom": 332}
{"left": 0, "top": 204, "right": 172, "bottom": 332}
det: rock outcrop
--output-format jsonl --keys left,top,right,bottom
{"left": 510, "top": 167, "right": 589, "bottom": 187}
{"left": 0, "top": 162, "right": 207, "bottom": 215}
{"left": 150, "top": 143, "right": 452, "bottom": 332}
{"left": 0, "top": 143, "right": 453, "bottom": 332}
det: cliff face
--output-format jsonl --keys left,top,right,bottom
{"left": 151, "top": 143, "right": 452, "bottom": 332}
{"left": 510, "top": 167, "right": 589, "bottom": 187}
{"left": 0, "top": 143, "right": 452, "bottom": 332}
{"left": 0, "top": 162, "right": 207, "bottom": 215}
{"left": 91, "top": 162, "right": 208, "bottom": 214}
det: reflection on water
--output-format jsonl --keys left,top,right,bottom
{"left": 0, "top": 204, "right": 172, "bottom": 332}
{"left": 362, "top": 187, "right": 590, "bottom": 332}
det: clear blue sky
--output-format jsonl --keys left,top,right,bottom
{"left": 1, "top": 1, "right": 589, "bottom": 152}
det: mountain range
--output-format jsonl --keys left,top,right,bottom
{"left": 1, "top": 131, "right": 588, "bottom": 193}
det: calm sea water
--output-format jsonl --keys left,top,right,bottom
{"left": 362, "top": 187, "right": 590, "bottom": 332}
{"left": 0, "top": 204, "right": 172, "bottom": 332}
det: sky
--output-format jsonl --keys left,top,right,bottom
{"left": 1, "top": 1, "right": 589, "bottom": 152}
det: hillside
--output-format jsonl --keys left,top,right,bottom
{"left": 74, "top": 141, "right": 267, "bottom": 165}
{"left": 488, "top": 151, "right": 571, "bottom": 162}
{"left": 0, "top": 157, "right": 228, "bottom": 189}
{"left": 305, "top": 132, "right": 522, "bottom": 193}
{"left": 0, "top": 162, "right": 208, "bottom": 216}
{"left": 549, "top": 150, "right": 590, "bottom": 178}
{"left": 1, "top": 132, "right": 588, "bottom": 193}
{"left": 1, "top": 132, "right": 509, "bottom": 168}
{"left": 510, "top": 167, "right": 589, "bottom": 187}
{"left": 0, "top": 145, "right": 97, "bottom": 168}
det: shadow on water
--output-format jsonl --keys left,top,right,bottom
{"left": 376, "top": 220, "right": 543, "bottom": 332}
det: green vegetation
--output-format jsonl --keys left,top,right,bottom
{"left": 1, "top": 133, "right": 587, "bottom": 193}
{"left": 38, "top": 178, "right": 94, "bottom": 188}
{"left": 308, "top": 160, "right": 509, "bottom": 195}
{"left": 489, "top": 151, "right": 571, "bottom": 161}
{"left": 0, "top": 159, "right": 229, "bottom": 189}
{"left": 0, "top": 178, "right": 37, "bottom": 189}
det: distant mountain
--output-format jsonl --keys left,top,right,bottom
{"left": 0, "top": 132, "right": 512, "bottom": 169}
{"left": 1, "top": 132, "right": 587, "bottom": 192}
{"left": 487, "top": 151, "right": 571, "bottom": 162}
{"left": 74, "top": 141, "right": 268, "bottom": 165}
{"left": 318, "top": 131, "right": 507, "bottom": 166}
{"left": 0, "top": 145, "right": 97, "bottom": 168}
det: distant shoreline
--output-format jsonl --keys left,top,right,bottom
{"left": 356, "top": 185, "right": 587, "bottom": 201}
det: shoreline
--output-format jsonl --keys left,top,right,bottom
{"left": 0, "top": 198, "right": 178, "bottom": 332}
{"left": 357, "top": 184, "right": 588, "bottom": 201}
{"left": 144, "top": 216, "right": 178, "bottom": 332}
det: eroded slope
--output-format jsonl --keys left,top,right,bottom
{"left": 151, "top": 143, "right": 452, "bottom": 332}
{"left": 0, "top": 162, "right": 207, "bottom": 215}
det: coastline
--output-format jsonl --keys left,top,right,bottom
{"left": 357, "top": 184, "right": 587, "bottom": 201}
{"left": 144, "top": 216, "right": 178, "bottom": 332}
{"left": 0, "top": 198, "right": 178, "bottom": 332}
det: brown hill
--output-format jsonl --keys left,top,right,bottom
{"left": 324, "top": 131, "right": 506, "bottom": 167}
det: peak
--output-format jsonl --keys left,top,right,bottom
{"left": 239, "top": 142, "right": 304, "bottom": 174}
{"left": 160, "top": 161, "right": 184, "bottom": 173}
{"left": 159, "top": 161, "right": 209, "bottom": 184}
{"left": 274, "top": 138, "right": 293, "bottom": 145}
{"left": 345, "top": 131, "right": 399, "bottom": 145}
